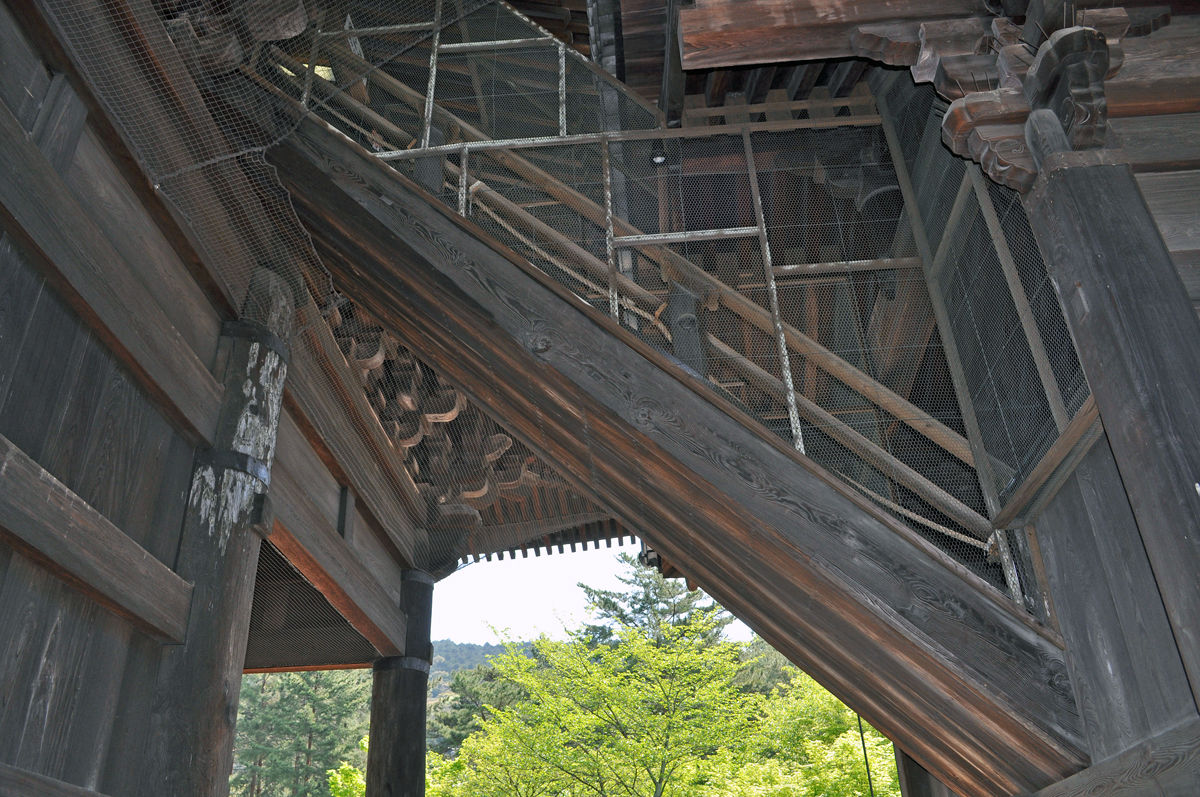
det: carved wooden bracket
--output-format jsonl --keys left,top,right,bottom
{"left": 942, "top": 20, "right": 1136, "bottom": 191}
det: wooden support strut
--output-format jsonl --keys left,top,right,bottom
{"left": 141, "top": 269, "right": 294, "bottom": 797}
{"left": 367, "top": 570, "right": 434, "bottom": 797}
{"left": 266, "top": 115, "right": 1088, "bottom": 795}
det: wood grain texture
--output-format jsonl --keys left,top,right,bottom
{"left": 0, "top": 432, "right": 192, "bottom": 642}
{"left": 1136, "top": 170, "right": 1200, "bottom": 254}
{"left": 1032, "top": 716, "right": 1200, "bottom": 797}
{"left": 0, "top": 0, "right": 50, "bottom": 129}
{"left": 0, "top": 761, "right": 108, "bottom": 796}
{"left": 1035, "top": 437, "right": 1195, "bottom": 762}
{"left": 270, "top": 418, "right": 408, "bottom": 657}
{"left": 0, "top": 99, "right": 221, "bottom": 447}
{"left": 63, "top": 129, "right": 222, "bottom": 368}
{"left": 679, "top": 0, "right": 987, "bottom": 69}
{"left": 1112, "top": 115, "right": 1200, "bottom": 174}
{"left": 1028, "top": 160, "right": 1200, "bottom": 709}
{"left": 269, "top": 114, "right": 1087, "bottom": 796}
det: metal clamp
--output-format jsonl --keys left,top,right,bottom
{"left": 196, "top": 448, "right": 271, "bottom": 489}
{"left": 221, "top": 319, "right": 291, "bottom": 365}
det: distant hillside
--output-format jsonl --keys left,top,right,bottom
{"left": 429, "top": 640, "right": 523, "bottom": 696}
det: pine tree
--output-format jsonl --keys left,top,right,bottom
{"left": 578, "top": 552, "right": 731, "bottom": 646}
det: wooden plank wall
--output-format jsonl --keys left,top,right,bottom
{"left": 0, "top": 4, "right": 409, "bottom": 792}
{"left": 0, "top": 8, "right": 211, "bottom": 793}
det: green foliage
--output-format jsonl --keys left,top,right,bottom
{"left": 231, "top": 670, "right": 371, "bottom": 797}
{"left": 430, "top": 612, "right": 758, "bottom": 797}
{"left": 326, "top": 762, "right": 365, "bottom": 797}
{"left": 578, "top": 552, "right": 731, "bottom": 646}
{"left": 326, "top": 738, "right": 368, "bottom": 797}
{"left": 427, "top": 663, "right": 528, "bottom": 755}
{"left": 429, "top": 640, "right": 521, "bottom": 697}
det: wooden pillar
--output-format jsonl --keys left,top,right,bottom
{"left": 1024, "top": 108, "right": 1200, "bottom": 708}
{"left": 141, "top": 268, "right": 294, "bottom": 797}
{"left": 896, "top": 750, "right": 961, "bottom": 797}
{"left": 368, "top": 569, "right": 434, "bottom": 797}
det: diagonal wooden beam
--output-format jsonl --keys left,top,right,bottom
{"left": 266, "top": 110, "right": 1088, "bottom": 796}
{"left": 266, "top": 42, "right": 976, "bottom": 469}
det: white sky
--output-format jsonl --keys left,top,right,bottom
{"left": 430, "top": 545, "right": 752, "bottom": 644}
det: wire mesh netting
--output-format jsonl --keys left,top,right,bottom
{"left": 33, "top": 0, "right": 1089, "bottom": 609}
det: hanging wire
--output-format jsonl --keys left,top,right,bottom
{"left": 857, "top": 714, "right": 876, "bottom": 797}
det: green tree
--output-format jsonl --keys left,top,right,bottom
{"left": 232, "top": 670, "right": 372, "bottom": 797}
{"left": 432, "top": 612, "right": 758, "bottom": 797}
{"left": 578, "top": 553, "right": 731, "bottom": 646}
{"left": 427, "top": 663, "right": 528, "bottom": 756}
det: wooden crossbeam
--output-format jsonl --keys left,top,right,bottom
{"left": 0, "top": 432, "right": 192, "bottom": 642}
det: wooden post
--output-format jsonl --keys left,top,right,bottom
{"left": 1024, "top": 107, "right": 1200, "bottom": 707}
{"left": 142, "top": 268, "right": 294, "bottom": 797}
{"left": 896, "top": 750, "right": 962, "bottom": 797}
{"left": 367, "top": 569, "right": 434, "bottom": 797}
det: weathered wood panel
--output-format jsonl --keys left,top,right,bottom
{"left": 1035, "top": 437, "right": 1194, "bottom": 761}
{"left": 0, "top": 0, "right": 50, "bottom": 129}
{"left": 0, "top": 761, "right": 108, "bottom": 796}
{"left": 679, "top": 0, "right": 987, "bottom": 69}
{"left": 0, "top": 433, "right": 192, "bottom": 642}
{"left": 0, "top": 98, "right": 222, "bottom": 447}
{"left": 269, "top": 114, "right": 1087, "bottom": 796}
{"left": 1112, "top": 114, "right": 1200, "bottom": 174}
{"left": 64, "top": 129, "right": 222, "bottom": 369}
{"left": 270, "top": 451, "right": 407, "bottom": 657}
{"left": 1027, "top": 159, "right": 1200, "bottom": 708}
{"left": 1032, "top": 717, "right": 1200, "bottom": 797}
{"left": 1136, "top": 170, "right": 1200, "bottom": 255}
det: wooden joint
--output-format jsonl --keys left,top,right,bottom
{"left": 374, "top": 655, "right": 432, "bottom": 673}
{"left": 221, "top": 318, "right": 291, "bottom": 364}
{"left": 195, "top": 447, "right": 272, "bottom": 489}
{"left": 1024, "top": 26, "right": 1111, "bottom": 151}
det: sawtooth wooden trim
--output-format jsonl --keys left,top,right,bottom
{"left": 0, "top": 762, "right": 109, "bottom": 797}
{"left": 0, "top": 432, "right": 192, "bottom": 643}
{"left": 268, "top": 112, "right": 1088, "bottom": 796}
{"left": 0, "top": 98, "right": 221, "bottom": 447}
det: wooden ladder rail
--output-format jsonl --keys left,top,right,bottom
{"left": 305, "top": 40, "right": 978, "bottom": 471}
{"left": 258, "top": 46, "right": 991, "bottom": 538}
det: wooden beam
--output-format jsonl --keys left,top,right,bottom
{"left": 680, "top": 0, "right": 988, "bottom": 69}
{"left": 1026, "top": 148, "right": 1200, "bottom": 708}
{"left": 968, "top": 165, "right": 1071, "bottom": 432}
{"left": 269, "top": 116, "right": 1087, "bottom": 796}
{"left": 0, "top": 762, "right": 108, "bottom": 797}
{"left": 367, "top": 571, "right": 433, "bottom": 796}
{"left": 0, "top": 98, "right": 221, "bottom": 447}
{"left": 706, "top": 335, "right": 991, "bottom": 538}
{"left": 992, "top": 397, "right": 1101, "bottom": 529}
{"left": 268, "top": 439, "right": 408, "bottom": 656}
{"left": 659, "top": 0, "right": 685, "bottom": 126}
{"left": 1034, "top": 437, "right": 1197, "bottom": 767}
{"left": 875, "top": 85, "right": 1012, "bottom": 515}
{"left": 0, "top": 432, "right": 192, "bottom": 643}
{"left": 143, "top": 269, "right": 293, "bottom": 796}
{"left": 1031, "top": 716, "right": 1200, "bottom": 797}
{"left": 1111, "top": 113, "right": 1200, "bottom": 173}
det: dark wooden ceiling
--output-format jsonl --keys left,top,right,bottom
{"left": 507, "top": 0, "right": 874, "bottom": 123}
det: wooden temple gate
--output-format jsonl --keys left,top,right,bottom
{"left": 0, "top": 0, "right": 1198, "bottom": 794}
